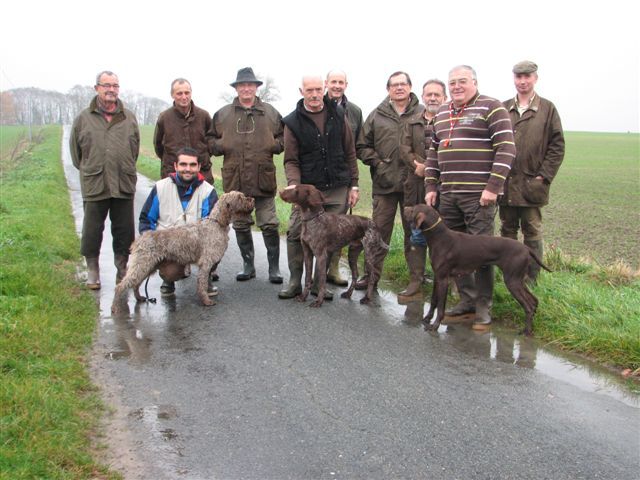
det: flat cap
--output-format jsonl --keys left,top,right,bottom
{"left": 513, "top": 60, "right": 538, "bottom": 74}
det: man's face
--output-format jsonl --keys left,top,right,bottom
{"left": 514, "top": 72, "right": 538, "bottom": 97}
{"left": 422, "top": 83, "right": 446, "bottom": 115}
{"left": 300, "top": 77, "right": 325, "bottom": 112}
{"left": 95, "top": 73, "right": 119, "bottom": 105}
{"left": 174, "top": 154, "right": 200, "bottom": 182}
{"left": 325, "top": 73, "right": 347, "bottom": 100}
{"left": 448, "top": 68, "right": 478, "bottom": 107}
{"left": 387, "top": 74, "right": 411, "bottom": 102}
{"left": 171, "top": 82, "right": 192, "bottom": 109}
{"left": 235, "top": 82, "right": 258, "bottom": 105}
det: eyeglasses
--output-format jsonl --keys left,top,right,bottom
{"left": 236, "top": 115, "right": 255, "bottom": 134}
{"left": 98, "top": 83, "right": 120, "bottom": 89}
{"left": 389, "top": 82, "right": 409, "bottom": 89}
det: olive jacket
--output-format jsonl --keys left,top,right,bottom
{"left": 357, "top": 93, "right": 424, "bottom": 195}
{"left": 70, "top": 97, "right": 140, "bottom": 202}
{"left": 211, "top": 97, "right": 284, "bottom": 197}
{"left": 499, "top": 94, "right": 565, "bottom": 207}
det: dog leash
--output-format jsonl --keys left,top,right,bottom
{"left": 144, "top": 276, "right": 157, "bottom": 304}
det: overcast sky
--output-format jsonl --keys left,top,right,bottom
{"left": 1, "top": 0, "right": 638, "bottom": 133}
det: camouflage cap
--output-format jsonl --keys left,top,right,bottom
{"left": 513, "top": 60, "right": 538, "bottom": 74}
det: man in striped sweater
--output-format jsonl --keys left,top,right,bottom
{"left": 424, "top": 65, "right": 516, "bottom": 329}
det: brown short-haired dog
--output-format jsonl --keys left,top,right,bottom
{"left": 111, "top": 191, "right": 254, "bottom": 314}
{"left": 279, "top": 184, "right": 388, "bottom": 307}
{"left": 405, "top": 204, "right": 550, "bottom": 335}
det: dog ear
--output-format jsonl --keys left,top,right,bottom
{"left": 309, "top": 188, "right": 325, "bottom": 208}
{"left": 415, "top": 211, "right": 427, "bottom": 229}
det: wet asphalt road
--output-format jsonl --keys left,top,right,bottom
{"left": 61, "top": 127, "right": 639, "bottom": 479}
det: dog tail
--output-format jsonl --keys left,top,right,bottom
{"left": 529, "top": 249, "right": 552, "bottom": 272}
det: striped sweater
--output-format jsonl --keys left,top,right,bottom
{"left": 425, "top": 93, "right": 515, "bottom": 195}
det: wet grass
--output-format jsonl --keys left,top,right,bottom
{"left": 0, "top": 125, "right": 118, "bottom": 479}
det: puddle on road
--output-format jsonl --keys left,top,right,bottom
{"left": 378, "top": 289, "right": 639, "bottom": 409}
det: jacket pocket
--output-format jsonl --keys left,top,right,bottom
{"left": 258, "top": 163, "right": 277, "bottom": 194}
{"left": 222, "top": 165, "right": 240, "bottom": 192}
{"left": 119, "top": 166, "right": 137, "bottom": 195}
{"left": 522, "top": 176, "right": 549, "bottom": 205}
{"left": 81, "top": 166, "right": 105, "bottom": 196}
{"left": 374, "top": 160, "right": 394, "bottom": 189}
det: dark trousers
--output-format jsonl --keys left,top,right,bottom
{"left": 438, "top": 192, "right": 496, "bottom": 307}
{"left": 81, "top": 198, "right": 135, "bottom": 258}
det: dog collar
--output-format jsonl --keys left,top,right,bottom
{"left": 421, "top": 217, "right": 442, "bottom": 232}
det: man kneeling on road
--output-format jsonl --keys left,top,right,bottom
{"left": 139, "top": 147, "right": 219, "bottom": 296}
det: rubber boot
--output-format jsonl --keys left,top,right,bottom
{"left": 398, "top": 245, "right": 426, "bottom": 300}
{"left": 278, "top": 240, "right": 304, "bottom": 299}
{"left": 445, "top": 274, "right": 476, "bottom": 316}
{"left": 235, "top": 230, "right": 256, "bottom": 281}
{"left": 327, "top": 249, "right": 348, "bottom": 286}
{"left": 114, "top": 254, "right": 128, "bottom": 285}
{"left": 262, "top": 230, "right": 283, "bottom": 284}
{"left": 524, "top": 239, "right": 543, "bottom": 284}
{"left": 472, "top": 265, "right": 494, "bottom": 330}
{"left": 85, "top": 257, "right": 101, "bottom": 290}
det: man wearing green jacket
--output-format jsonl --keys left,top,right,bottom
{"left": 70, "top": 70, "right": 140, "bottom": 290}
{"left": 356, "top": 71, "right": 424, "bottom": 291}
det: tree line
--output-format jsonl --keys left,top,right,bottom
{"left": 0, "top": 86, "right": 169, "bottom": 126}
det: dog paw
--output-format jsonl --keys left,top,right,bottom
{"left": 201, "top": 298, "right": 216, "bottom": 306}
{"left": 309, "top": 300, "right": 323, "bottom": 308}
{"left": 340, "top": 291, "right": 353, "bottom": 299}
{"left": 359, "top": 296, "right": 371, "bottom": 305}
{"left": 423, "top": 321, "right": 439, "bottom": 331}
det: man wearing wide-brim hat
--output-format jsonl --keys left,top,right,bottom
{"left": 211, "top": 67, "right": 285, "bottom": 284}
{"left": 499, "top": 60, "right": 565, "bottom": 283}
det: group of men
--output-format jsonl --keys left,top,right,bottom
{"left": 70, "top": 62, "right": 564, "bottom": 329}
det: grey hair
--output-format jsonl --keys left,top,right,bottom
{"left": 95, "top": 71, "right": 117, "bottom": 85}
{"left": 449, "top": 65, "right": 477, "bottom": 80}
{"left": 422, "top": 79, "right": 447, "bottom": 95}
{"left": 171, "top": 78, "right": 191, "bottom": 95}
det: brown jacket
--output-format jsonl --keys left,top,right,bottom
{"left": 153, "top": 101, "right": 214, "bottom": 179}
{"left": 211, "top": 97, "right": 284, "bottom": 197}
{"left": 400, "top": 111, "right": 436, "bottom": 206}
{"left": 499, "top": 94, "right": 565, "bottom": 207}
{"left": 70, "top": 97, "right": 140, "bottom": 201}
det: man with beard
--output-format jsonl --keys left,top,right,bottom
{"left": 397, "top": 79, "right": 447, "bottom": 300}
{"left": 70, "top": 70, "right": 140, "bottom": 290}
{"left": 139, "top": 147, "right": 218, "bottom": 296}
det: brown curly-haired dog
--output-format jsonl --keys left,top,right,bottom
{"left": 111, "top": 191, "right": 254, "bottom": 314}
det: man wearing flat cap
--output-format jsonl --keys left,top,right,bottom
{"left": 499, "top": 61, "right": 565, "bottom": 283}
{"left": 211, "top": 67, "right": 285, "bottom": 284}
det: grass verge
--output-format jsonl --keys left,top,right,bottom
{"left": 0, "top": 126, "right": 117, "bottom": 479}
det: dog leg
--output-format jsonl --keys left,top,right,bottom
{"left": 503, "top": 273, "right": 538, "bottom": 336}
{"left": 197, "top": 267, "right": 215, "bottom": 306}
{"left": 298, "top": 242, "right": 313, "bottom": 302}
{"left": 341, "top": 243, "right": 361, "bottom": 300}
{"left": 310, "top": 251, "right": 328, "bottom": 308}
{"left": 424, "top": 277, "right": 449, "bottom": 331}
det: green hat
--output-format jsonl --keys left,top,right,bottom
{"left": 513, "top": 61, "right": 538, "bottom": 74}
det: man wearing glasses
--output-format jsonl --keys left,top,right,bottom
{"left": 211, "top": 67, "right": 285, "bottom": 284}
{"left": 425, "top": 65, "right": 516, "bottom": 329}
{"left": 154, "top": 78, "right": 214, "bottom": 184}
{"left": 355, "top": 71, "right": 424, "bottom": 292}
{"left": 70, "top": 71, "right": 140, "bottom": 290}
